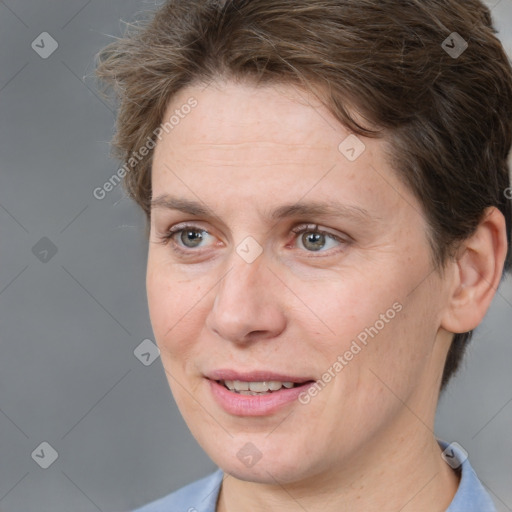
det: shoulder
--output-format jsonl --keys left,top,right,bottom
{"left": 131, "top": 468, "right": 224, "bottom": 512}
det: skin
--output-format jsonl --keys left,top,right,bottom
{"left": 146, "top": 79, "right": 507, "bottom": 512}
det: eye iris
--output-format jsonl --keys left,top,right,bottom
{"left": 180, "top": 229, "right": 203, "bottom": 248}
{"left": 302, "top": 231, "right": 325, "bottom": 251}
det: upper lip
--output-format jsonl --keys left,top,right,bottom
{"left": 206, "top": 369, "right": 315, "bottom": 383}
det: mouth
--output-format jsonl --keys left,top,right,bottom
{"left": 205, "top": 370, "right": 316, "bottom": 415}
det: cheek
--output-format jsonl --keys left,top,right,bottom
{"left": 146, "top": 262, "right": 207, "bottom": 357}
{"left": 290, "top": 267, "right": 438, "bottom": 390}
{"left": 288, "top": 270, "right": 405, "bottom": 352}
{"left": 344, "top": 283, "right": 441, "bottom": 398}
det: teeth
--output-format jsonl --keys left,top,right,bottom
{"left": 249, "top": 381, "right": 270, "bottom": 392}
{"left": 221, "top": 380, "right": 297, "bottom": 393}
{"left": 233, "top": 380, "right": 249, "bottom": 391}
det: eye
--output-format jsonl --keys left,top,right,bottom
{"left": 158, "top": 224, "right": 216, "bottom": 252}
{"left": 290, "top": 224, "right": 348, "bottom": 253}
{"left": 156, "top": 222, "right": 350, "bottom": 257}
{"left": 176, "top": 227, "right": 208, "bottom": 248}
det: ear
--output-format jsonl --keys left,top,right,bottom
{"left": 441, "top": 207, "right": 508, "bottom": 334}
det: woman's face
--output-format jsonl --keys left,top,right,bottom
{"left": 147, "top": 80, "right": 453, "bottom": 485}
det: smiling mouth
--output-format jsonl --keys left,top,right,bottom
{"left": 216, "top": 379, "right": 313, "bottom": 395}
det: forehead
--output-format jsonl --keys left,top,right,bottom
{"left": 157, "top": 80, "right": 353, "bottom": 158}
{"left": 151, "top": 80, "right": 422, "bottom": 228}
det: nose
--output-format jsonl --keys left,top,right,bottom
{"left": 205, "top": 256, "right": 287, "bottom": 344}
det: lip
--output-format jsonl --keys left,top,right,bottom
{"left": 205, "top": 370, "right": 316, "bottom": 417}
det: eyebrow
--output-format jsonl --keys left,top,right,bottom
{"left": 150, "top": 194, "right": 374, "bottom": 224}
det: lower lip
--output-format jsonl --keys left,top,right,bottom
{"left": 208, "top": 379, "right": 314, "bottom": 416}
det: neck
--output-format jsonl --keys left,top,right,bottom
{"left": 216, "top": 425, "right": 459, "bottom": 512}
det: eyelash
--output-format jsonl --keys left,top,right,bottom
{"left": 157, "top": 223, "right": 350, "bottom": 257}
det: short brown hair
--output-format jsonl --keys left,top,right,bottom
{"left": 96, "top": 0, "right": 512, "bottom": 390}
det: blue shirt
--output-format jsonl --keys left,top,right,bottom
{"left": 131, "top": 441, "right": 496, "bottom": 512}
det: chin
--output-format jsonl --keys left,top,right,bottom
{"left": 222, "top": 459, "right": 306, "bottom": 485}
{"left": 206, "top": 436, "right": 314, "bottom": 485}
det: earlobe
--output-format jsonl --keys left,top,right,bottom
{"left": 441, "top": 207, "right": 508, "bottom": 334}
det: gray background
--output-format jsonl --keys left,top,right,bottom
{"left": 0, "top": 0, "right": 510, "bottom": 511}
